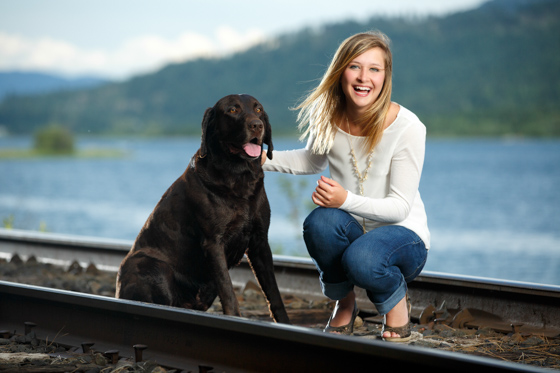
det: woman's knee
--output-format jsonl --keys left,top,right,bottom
{"left": 304, "top": 208, "right": 362, "bottom": 237}
{"left": 304, "top": 207, "right": 338, "bottom": 232}
{"left": 304, "top": 208, "right": 342, "bottom": 257}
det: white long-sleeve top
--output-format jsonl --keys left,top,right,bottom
{"left": 263, "top": 104, "right": 430, "bottom": 249}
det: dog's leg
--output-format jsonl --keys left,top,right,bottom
{"left": 246, "top": 245, "right": 290, "bottom": 324}
{"left": 205, "top": 240, "right": 241, "bottom": 316}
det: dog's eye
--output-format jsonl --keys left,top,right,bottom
{"left": 229, "top": 107, "right": 238, "bottom": 113}
{"left": 255, "top": 107, "right": 262, "bottom": 113}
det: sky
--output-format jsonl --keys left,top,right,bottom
{"left": 0, "top": 0, "right": 487, "bottom": 80}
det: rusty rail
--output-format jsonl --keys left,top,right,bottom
{"left": 2, "top": 228, "right": 558, "bottom": 337}
{"left": 1, "top": 227, "right": 560, "bottom": 371}
{"left": 0, "top": 281, "right": 547, "bottom": 372}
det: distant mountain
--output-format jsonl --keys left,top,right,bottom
{"left": 0, "top": 0, "right": 558, "bottom": 137}
{"left": 0, "top": 72, "right": 109, "bottom": 100}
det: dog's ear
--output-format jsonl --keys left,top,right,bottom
{"left": 262, "top": 110, "right": 274, "bottom": 160}
{"left": 200, "top": 107, "right": 214, "bottom": 157}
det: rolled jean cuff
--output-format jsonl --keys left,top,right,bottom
{"left": 373, "top": 277, "right": 408, "bottom": 315}
{"left": 321, "top": 279, "right": 354, "bottom": 301}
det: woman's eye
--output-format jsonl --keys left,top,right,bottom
{"left": 370, "top": 67, "right": 380, "bottom": 72}
{"left": 349, "top": 65, "right": 359, "bottom": 70}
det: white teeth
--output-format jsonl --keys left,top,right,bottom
{"left": 355, "top": 86, "right": 371, "bottom": 91}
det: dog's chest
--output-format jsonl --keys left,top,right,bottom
{"left": 221, "top": 200, "right": 256, "bottom": 234}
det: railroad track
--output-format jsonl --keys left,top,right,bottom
{"left": 1, "top": 228, "right": 559, "bottom": 372}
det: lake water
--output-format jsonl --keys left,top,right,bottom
{"left": 1, "top": 136, "right": 559, "bottom": 286}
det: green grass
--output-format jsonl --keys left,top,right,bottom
{"left": 0, "top": 148, "right": 129, "bottom": 159}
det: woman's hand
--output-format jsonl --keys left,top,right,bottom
{"left": 261, "top": 150, "right": 267, "bottom": 165}
{"left": 312, "top": 176, "right": 347, "bottom": 208}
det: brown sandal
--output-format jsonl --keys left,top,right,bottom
{"left": 324, "top": 301, "right": 359, "bottom": 335}
{"left": 382, "top": 294, "right": 412, "bottom": 342}
{"left": 382, "top": 322, "right": 412, "bottom": 342}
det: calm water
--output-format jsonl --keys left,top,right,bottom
{"left": 1, "top": 136, "right": 559, "bottom": 286}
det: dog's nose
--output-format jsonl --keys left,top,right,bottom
{"left": 249, "top": 119, "right": 264, "bottom": 131}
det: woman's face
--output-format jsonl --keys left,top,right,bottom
{"left": 340, "top": 47, "right": 387, "bottom": 115}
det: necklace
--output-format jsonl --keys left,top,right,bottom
{"left": 346, "top": 117, "right": 373, "bottom": 233}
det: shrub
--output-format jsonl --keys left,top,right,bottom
{"left": 34, "top": 124, "right": 75, "bottom": 155}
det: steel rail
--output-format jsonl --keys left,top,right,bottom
{"left": 0, "top": 281, "right": 546, "bottom": 373}
{"left": 1, "top": 227, "right": 559, "bottom": 336}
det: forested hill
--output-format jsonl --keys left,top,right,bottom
{"left": 0, "top": 0, "right": 558, "bottom": 137}
{"left": 0, "top": 72, "right": 108, "bottom": 100}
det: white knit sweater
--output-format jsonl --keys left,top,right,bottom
{"left": 263, "top": 104, "right": 430, "bottom": 249}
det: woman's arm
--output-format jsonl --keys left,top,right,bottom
{"left": 262, "top": 134, "right": 328, "bottom": 175}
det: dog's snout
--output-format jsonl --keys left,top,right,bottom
{"left": 249, "top": 119, "right": 264, "bottom": 131}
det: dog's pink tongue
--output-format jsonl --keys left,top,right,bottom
{"left": 243, "top": 143, "right": 261, "bottom": 157}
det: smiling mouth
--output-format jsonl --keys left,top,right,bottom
{"left": 354, "top": 86, "right": 371, "bottom": 96}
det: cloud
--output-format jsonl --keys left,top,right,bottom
{"left": 215, "top": 26, "right": 265, "bottom": 53}
{"left": 0, "top": 33, "right": 106, "bottom": 74}
{"left": 0, "top": 27, "right": 266, "bottom": 79}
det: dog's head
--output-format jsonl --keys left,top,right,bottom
{"left": 199, "top": 94, "right": 273, "bottom": 161}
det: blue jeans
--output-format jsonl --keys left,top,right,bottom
{"left": 303, "top": 207, "right": 427, "bottom": 315}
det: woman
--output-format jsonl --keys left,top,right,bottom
{"left": 262, "top": 31, "right": 429, "bottom": 342}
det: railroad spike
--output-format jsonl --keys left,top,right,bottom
{"left": 511, "top": 323, "right": 524, "bottom": 334}
{"left": 24, "top": 321, "right": 36, "bottom": 335}
{"left": 81, "top": 342, "right": 95, "bottom": 353}
{"left": 0, "top": 330, "right": 12, "bottom": 339}
{"left": 104, "top": 350, "right": 120, "bottom": 364}
{"left": 133, "top": 344, "right": 147, "bottom": 362}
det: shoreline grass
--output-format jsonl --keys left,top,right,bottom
{"left": 0, "top": 148, "right": 129, "bottom": 159}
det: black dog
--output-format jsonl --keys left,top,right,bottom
{"left": 116, "top": 94, "right": 289, "bottom": 323}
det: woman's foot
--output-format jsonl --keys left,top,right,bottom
{"left": 382, "top": 296, "right": 410, "bottom": 340}
{"left": 323, "top": 291, "right": 358, "bottom": 334}
{"left": 328, "top": 291, "right": 356, "bottom": 327}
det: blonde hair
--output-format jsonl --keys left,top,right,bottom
{"left": 295, "top": 31, "right": 393, "bottom": 154}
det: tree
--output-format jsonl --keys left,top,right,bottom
{"left": 33, "top": 124, "right": 75, "bottom": 155}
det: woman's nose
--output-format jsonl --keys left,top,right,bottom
{"left": 358, "top": 69, "right": 367, "bottom": 81}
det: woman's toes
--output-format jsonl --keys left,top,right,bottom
{"left": 383, "top": 331, "right": 401, "bottom": 338}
